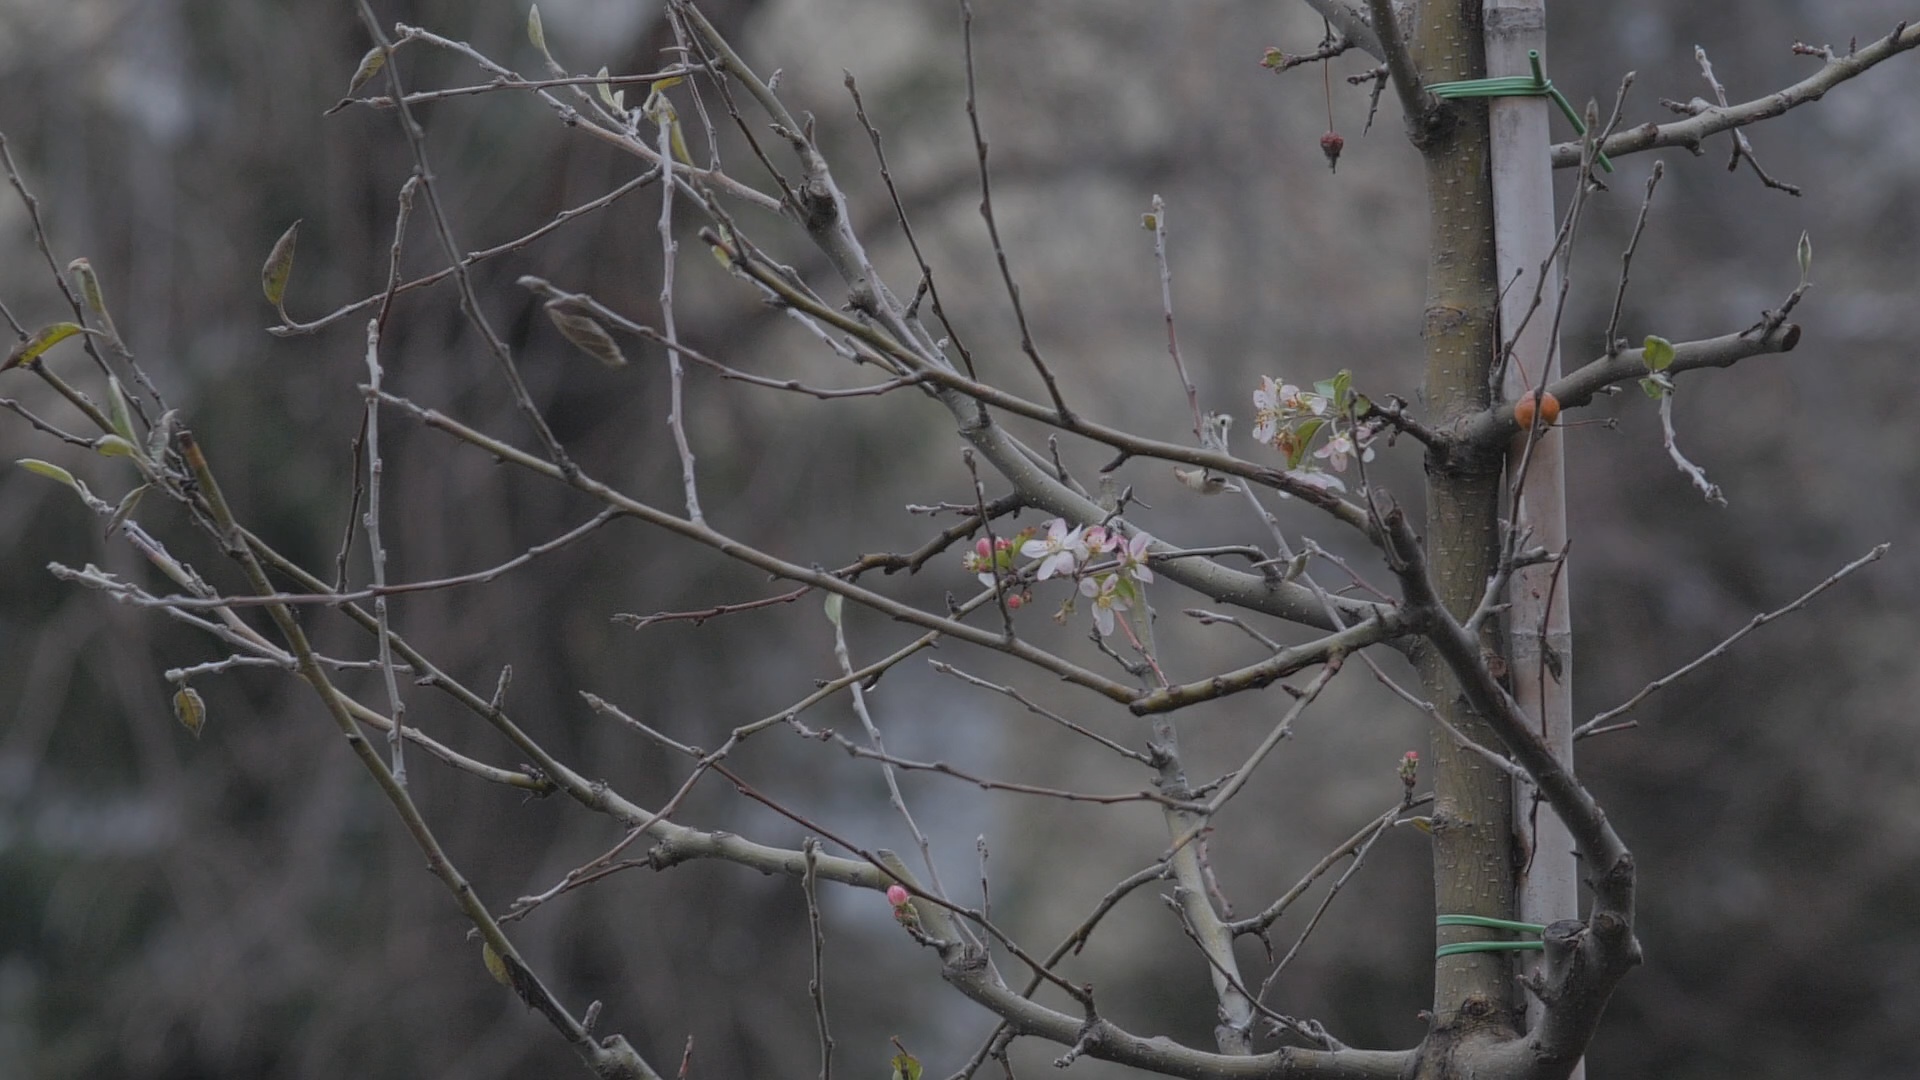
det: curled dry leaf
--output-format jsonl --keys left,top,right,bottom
{"left": 172, "top": 685, "right": 207, "bottom": 738}
{"left": 544, "top": 302, "right": 627, "bottom": 368}
{"left": 346, "top": 45, "right": 388, "bottom": 95}
{"left": 261, "top": 220, "right": 302, "bottom": 310}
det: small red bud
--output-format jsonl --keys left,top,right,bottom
{"left": 1005, "top": 594, "right": 1024, "bottom": 610}
{"left": 975, "top": 538, "right": 991, "bottom": 558}
{"left": 1319, "top": 131, "right": 1345, "bottom": 172}
{"left": 887, "top": 884, "right": 910, "bottom": 907}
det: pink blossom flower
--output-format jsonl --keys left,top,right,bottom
{"left": 1079, "top": 574, "right": 1130, "bottom": 636}
{"left": 1315, "top": 431, "right": 1357, "bottom": 471}
{"left": 1020, "top": 519, "right": 1085, "bottom": 581}
{"left": 1115, "top": 531, "right": 1154, "bottom": 584}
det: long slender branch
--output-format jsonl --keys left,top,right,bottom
{"left": 1576, "top": 543, "right": 1888, "bottom": 738}
{"left": 1549, "top": 21, "right": 1920, "bottom": 168}
{"left": 178, "top": 428, "right": 659, "bottom": 1080}
{"left": 376, "top": 389, "right": 1141, "bottom": 704}
{"left": 356, "top": 6, "right": 573, "bottom": 473}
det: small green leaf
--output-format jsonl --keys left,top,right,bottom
{"left": 823, "top": 593, "right": 843, "bottom": 627}
{"left": 68, "top": 258, "right": 123, "bottom": 349}
{"left": 482, "top": 941, "right": 512, "bottom": 987}
{"left": 1796, "top": 230, "right": 1812, "bottom": 284}
{"left": 172, "top": 685, "right": 207, "bottom": 738}
{"left": 1330, "top": 369, "right": 1353, "bottom": 409}
{"left": 261, "top": 220, "right": 302, "bottom": 310}
{"left": 890, "top": 1050, "right": 924, "bottom": 1080}
{"left": 1638, "top": 375, "right": 1670, "bottom": 400}
{"left": 1289, "top": 417, "right": 1325, "bottom": 469}
{"left": 3, "top": 322, "right": 87, "bottom": 371}
{"left": 527, "top": 5, "right": 547, "bottom": 54}
{"left": 94, "top": 434, "right": 136, "bottom": 458}
{"left": 1642, "top": 334, "right": 1675, "bottom": 372}
{"left": 1140, "top": 212, "right": 1158, "bottom": 231}
{"left": 346, "top": 45, "right": 388, "bottom": 94}
{"left": 105, "top": 483, "right": 149, "bottom": 538}
{"left": 18, "top": 458, "right": 79, "bottom": 489}
{"left": 106, "top": 376, "right": 136, "bottom": 443}
{"left": 595, "top": 66, "right": 623, "bottom": 111}
{"left": 544, "top": 303, "right": 627, "bottom": 368}
{"left": 148, "top": 408, "right": 179, "bottom": 462}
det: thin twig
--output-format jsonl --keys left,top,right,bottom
{"left": 357, "top": 6, "right": 575, "bottom": 474}
{"left": 1147, "top": 196, "right": 1201, "bottom": 440}
{"left": 1577, "top": 543, "right": 1888, "bottom": 737}
{"left": 802, "top": 840, "right": 835, "bottom": 1080}
{"left": 1602, "top": 161, "right": 1665, "bottom": 355}
{"left": 363, "top": 172, "right": 421, "bottom": 784}
{"left": 272, "top": 171, "right": 658, "bottom": 337}
{"left": 846, "top": 72, "right": 977, "bottom": 377}
{"left": 959, "top": 0, "right": 1072, "bottom": 420}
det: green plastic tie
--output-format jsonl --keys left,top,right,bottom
{"left": 1434, "top": 914, "right": 1548, "bottom": 958}
{"left": 1426, "top": 50, "right": 1614, "bottom": 172}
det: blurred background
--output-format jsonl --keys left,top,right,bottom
{"left": 1, "top": 1, "right": 1915, "bottom": 1077}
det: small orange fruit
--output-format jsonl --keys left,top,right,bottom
{"left": 1513, "top": 390, "right": 1561, "bottom": 429}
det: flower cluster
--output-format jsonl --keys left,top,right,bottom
{"left": 1249, "top": 370, "right": 1383, "bottom": 488}
{"left": 959, "top": 518, "right": 1154, "bottom": 637}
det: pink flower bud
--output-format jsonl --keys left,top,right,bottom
{"left": 887, "top": 884, "right": 910, "bottom": 907}
{"left": 1006, "top": 594, "right": 1024, "bottom": 610}
{"left": 1404, "top": 751, "right": 1418, "bottom": 763}
{"left": 975, "top": 538, "right": 992, "bottom": 558}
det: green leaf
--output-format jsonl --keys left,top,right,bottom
{"left": 1330, "top": 369, "right": 1352, "bottom": 409}
{"left": 1638, "top": 375, "right": 1670, "bottom": 400}
{"left": 1642, "top": 334, "right": 1675, "bottom": 372}
{"left": 3, "top": 322, "right": 87, "bottom": 371}
{"left": 544, "top": 303, "right": 628, "bottom": 368}
{"left": 527, "top": 5, "right": 547, "bottom": 55}
{"left": 18, "top": 458, "right": 79, "bottom": 489}
{"left": 68, "top": 257, "right": 123, "bottom": 348}
{"left": 890, "top": 1051, "right": 924, "bottom": 1080}
{"left": 105, "top": 483, "right": 149, "bottom": 538}
{"left": 106, "top": 376, "right": 136, "bottom": 443}
{"left": 823, "top": 592, "right": 843, "bottom": 627}
{"left": 482, "top": 941, "right": 512, "bottom": 987}
{"left": 346, "top": 45, "right": 388, "bottom": 95}
{"left": 1289, "top": 418, "right": 1325, "bottom": 469}
{"left": 94, "top": 434, "right": 136, "bottom": 458}
{"left": 595, "top": 66, "right": 623, "bottom": 112}
{"left": 261, "top": 220, "right": 301, "bottom": 310}
{"left": 172, "top": 685, "right": 207, "bottom": 738}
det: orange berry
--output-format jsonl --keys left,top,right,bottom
{"left": 1513, "top": 390, "right": 1561, "bottom": 429}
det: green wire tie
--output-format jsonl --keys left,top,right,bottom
{"left": 1435, "top": 914, "right": 1547, "bottom": 958}
{"left": 1426, "top": 50, "right": 1614, "bottom": 172}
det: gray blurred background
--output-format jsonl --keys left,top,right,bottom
{"left": 1, "top": 1, "right": 1916, "bottom": 1077}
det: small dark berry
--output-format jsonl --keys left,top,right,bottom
{"left": 1319, "top": 131, "right": 1345, "bottom": 172}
